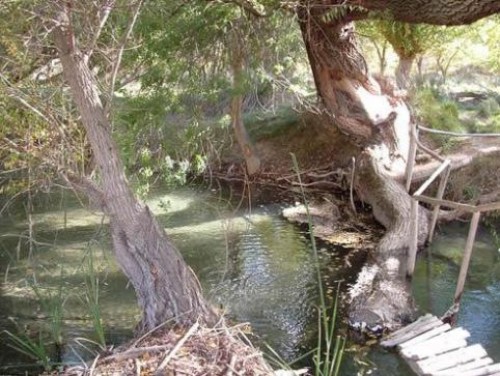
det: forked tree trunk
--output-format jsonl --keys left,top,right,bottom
{"left": 229, "top": 26, "right": 261, "bottom": 176}
{"left": 52, "top": 7, "right": 216, "bottom": 334}
{"left": 297, "top": 5, "right": 429, "bottom": 334}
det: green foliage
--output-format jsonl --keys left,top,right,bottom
{"left": 477, "top": 98, "right": 500, "bottom": 118}
{"left": 471, "top": 15, "right": 500, "bottom": 73}
{"left": 114, "top": 93, "right": 231, "bottom": 196}
{"left": 414, "top": 88, "right": 463, "bottom": 133}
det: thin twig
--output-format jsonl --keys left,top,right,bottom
{"left": 108, "top": 0, "right": 144, "bottom": 103}
{"left": 89, "top": 353, "right": 100, "bottom": 376}
{"left": 85, "top": 0, "right": 117, "bottom": 64}
{"left": 131, "top": 317, "right": 177, "bottom": 347}
{"left": 156, "top": 321, "right": 200, "bottom": 373}
{"left": 101, "top": 345, "right": 171, "bottom": 363}
{"left": 227, "top": 355, "right": 237, "bottom": 376}
{"left": 350, "top": 157, "right": 357, "bottom": 215}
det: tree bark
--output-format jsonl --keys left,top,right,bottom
{"left": 297, "top": 4, "right": 429, "bottom": 335}
{"left": 315, "top": 0, "right": 500, "bottom": 26}
{"left": 52, "top": 5, "right": 216, "bottom": 334}
{"left": 395, "top": 55, "right": 415, "bottom": 90}
{"left": 229, "top": 26, "right": 261, "bottom": 176}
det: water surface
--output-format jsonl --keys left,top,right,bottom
{"left": 1, "top": 188, "right": 499, "bottom": 375}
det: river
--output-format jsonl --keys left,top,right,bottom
{"left": 0, "top": 186, "right": 499, "bottom": 375}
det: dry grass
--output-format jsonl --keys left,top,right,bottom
{"left": 59, "top": 321, "right": 278, "bottom": 376}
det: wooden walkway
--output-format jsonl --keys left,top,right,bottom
{"left": 380, "top": 314, "right": 500, "bottom": 376}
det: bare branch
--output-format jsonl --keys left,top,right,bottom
{"left": 108, "top": 0, "right": 144, "bottom": 102}
{"left": 85, "top": 0, "right": 117, "bottom": 64}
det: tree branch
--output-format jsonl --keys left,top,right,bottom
{"left": 305, "top": 0, "right": 499, "bottom": 25}
{"left": 351, "top": 0, "right": 500, "bottom": 25}
{"left": 108, "top": 0, "right": 144, "bottom": 103}
{"left": 210, "top": 0, "right": 268, "bottom": 17}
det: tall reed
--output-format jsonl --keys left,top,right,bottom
{"left": 291, "top": 153, "right": 345, "bottom": 376}
{"left": 3, "top": 327, "right": 51, "bottom": 371}
{"left": 83, "top": 247, "right": 106, "bottom": 348}
{"left": 30, "top": 269, "right": 65, "bottom": 347}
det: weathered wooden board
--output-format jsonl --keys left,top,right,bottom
{"left": 399, "top": 324, "right": 451, "bottom": 350}
{"left": 383, "top": 314, "right": 500, "bottom": 376}
{"left": 417, "top": 344, "right": 488, "bottom": 374}
{"left": 401, "top": 328, "right": 470, "bottom": 360}
{"left": 381, "top": 315, "right": 442, "bottom": 348}
{"left": 432, "top": 356, "right": 493, "bottom": 376}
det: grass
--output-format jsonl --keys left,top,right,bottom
{"left": 83, "top": 247, "right": 106, "bottom": 349}
{"left": 30, "top": 270, "right": 66, "bottom": 347}
{"left": 3, "top": 328, "right": 52, "bottom": 371}
{"left": 291, "top": 153, "right": 345, "bottom": 376}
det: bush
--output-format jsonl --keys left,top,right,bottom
{"left": 413, "top": 88, "right": 464, "bottom": 133}
{"left": 477, "top": 97, "right": 500, "bottom": 118}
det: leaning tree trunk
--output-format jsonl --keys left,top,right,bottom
{"left": 297, "top": 5, "right": 430, "bottom": 335}
{"left": 52, "top": 7, "right": 216, "bottom": 334}
{"left": 229, "top": 25, "right": 261, "bottom": 176}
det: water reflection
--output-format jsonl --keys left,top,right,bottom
{"left": 0, "top": 187, "right": 324, "bottom": 372}
{"left": 1, "top": 188, "right": 499, "bottom": 375}
{"left": 413, "top": 222, "right": 500, "bottom": 359}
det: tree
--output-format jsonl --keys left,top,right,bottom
{"left": 295, "top": 0, "right": 500, "bottom": 333}
{"left": 229, "top": 15, "right": 261, "bottom": 175}
{"left": 49, "top": 1, "right": 217, "bottom": 333}
{"left": 376, "top": 22, "right": 436, "bottom": 89}
{"left": 217, "top": 0, "right": 499, "bottom": 334}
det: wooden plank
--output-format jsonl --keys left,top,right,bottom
{"left": 402, "top": 327, "right": 469, "bottom": 355}
{"left": 477, "top": 201, "right": 500, "bottom": 212}
{"left": 417, "top": 344, "right": 488, "bottom": 374}
{"left": 405, "top": 126, "right": 418, "bottom": 192}
{"left": 382, "top": 320, "right": 443, "bottom": 348}
{"left": 414, "top": 195, "right": 478, "bottom": 212}
{"left": 381, "top": 316, "right": 442, "bottom": 348}
{"left": 380, "top": 314, "right": 436, "bottom": 345}
{"left": 399, "top": 324, "right": 451, "bottom": 349}
{"left": 407, "top": 198, "right": 419, "bottom": 277}
{"left": 403, "top": 339, "right": 468, "bottom": 362}
{"left": 401, "top": 328, "right": 470, "bottom": 360}
{"left": 428, "top": 165, "right": 451, "bottom": 243}
{"left": 432, "top": 356, "right": 493, "bottom": 376}
{"left": 457, "top": 363, "right": 500, "bottom": 376}
{"left": 454, "top": 212, "right": 481, "bottom": 303}
{"left": 414, "top": 160, "right": 451, "bottom": 196}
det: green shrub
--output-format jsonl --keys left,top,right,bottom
{"left": 413, "top": 88, "right": 464, "bottom": 133}
{"left": 477, "top": 97, "right": 500, "bottom": 118}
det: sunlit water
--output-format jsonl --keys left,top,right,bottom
{"left": 0, "top": 187, "right": 499, "bottom": 375}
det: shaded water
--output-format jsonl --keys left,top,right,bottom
{"left": 0, "top": 187, "right": 499, "bottom": 375}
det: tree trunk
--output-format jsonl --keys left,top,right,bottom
{"left": 229, "top": 25, "right": 261, "bottom": 176}
{"left": 395, "top": 55, "right": 415, "bottom": 90}
{"left": 297, "top": 5, "right": 429, "bottom": 335}
{"left": 52, "top": 7, "right": 216, "bottom": 334}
